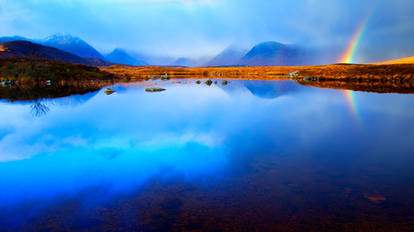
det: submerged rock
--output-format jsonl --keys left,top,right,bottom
{"left": 145, "top": 87, "right": 166, "bottom": 92}
{"left": 196, "top": 80, "right": 201, "bottom": 84}
{"left": 104, "top": 88, "right": 116, "bottom": 95}
{"left": 222, "top": 80, "right": 229, "bottom": 85}
{"left": 205, "top": 79, "right": 213, "bottom": 86}
{"left": 364, "top": 194, "right": 387, "bottom": 203}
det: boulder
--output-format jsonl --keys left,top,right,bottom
{"left": 160, "top": 73, "right": 170, "bottom": 81}
{"left": 145, "top": 87, "right": 166, "bottom": 92}
{"left": 104, "top": 88, "right": 116, "bottom": 95}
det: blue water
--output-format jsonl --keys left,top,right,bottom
{"left": 0, "top": 80, "right": 414, "bottom": 231}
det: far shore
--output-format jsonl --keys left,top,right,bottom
{"left": 100, "top": 63, "right": 414, "bottom": 81}
{"left": 99, "top": 63, "right": 414, "bottom": 93}
{"left": 1, "top": 58, "right": 414, "bottom": 96}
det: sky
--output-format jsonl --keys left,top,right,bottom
{"left": 0, "top": 0, "right": 413, "bottom": 62}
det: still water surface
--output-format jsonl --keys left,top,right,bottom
{"left": 0, "top": 80, "right": 414, "bottom": 231}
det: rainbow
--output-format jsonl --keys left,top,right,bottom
{"left": 339, "top": 16, "right": 372, "bottom": 121}
{"left": 344, "top": 90, "right": 359, "bottom": 118}
{"left": 339, "top": 17, "right": 370, "bottom": 64}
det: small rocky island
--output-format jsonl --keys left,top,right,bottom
{"left": 104, "top": 88, "right": 116, "bottom": 95}
{"left": 145, "top": 87, "right": 166, "bottom": 92}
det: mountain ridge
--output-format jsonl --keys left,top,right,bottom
{"left": 42, "top": 34, "right": 104, "bottom": 59}
{"left": 0, "top": 40, "right": 111, "bottom": 66}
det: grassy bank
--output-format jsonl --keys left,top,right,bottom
{"left": 1, "top": 58, "right": 413, "bottom": 95}
{"left": 0, "top": 58, "right": 118, "bottom": 85}
{"left": 100, "top": 63, "right": 414, "bottom": 82}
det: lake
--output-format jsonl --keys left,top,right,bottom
{"left": 0, "top": 79, "right": 414, "bottom": 231}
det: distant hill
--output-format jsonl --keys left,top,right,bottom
{"left": 240, "top": 41, "right": 306, "bottom": 66}
{"left": 42, "top": 34, "right": 104, "bottom": 59}
{"left": 377, "top": 56, "right": 414, "bottom": 64}
{"left": 105, "top": 48, "right": 147, "bottom": 66}
{"left": 207, "top": 45, "right": 248, "bottom": 66}
{"left": 0, "top": 41, "right": 110, "bottom": 66}
{"left": 0, "top": 36, "right": 29, "bottom": 44}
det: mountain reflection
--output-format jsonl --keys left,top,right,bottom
{"left": 243, "top": 80, "right": 305, "bottom": 99}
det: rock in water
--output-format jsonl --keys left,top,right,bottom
{"left": 364, "top": 194, "right": 387, "bottom": 203}
{"left": 303, "top": 76, "right": 312, "bottom": 82}
{"left": 145, "top": 87, "right": 166, "bottom": 92}
{"left": 160, "top": 73, "right": 170, "bottom": 81}
{"left": 104, "top": 88, "right": 116, "bottom": 95}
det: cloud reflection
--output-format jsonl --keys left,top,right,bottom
{"left": 1, "top": 81, "right": 414, "bottom": 205}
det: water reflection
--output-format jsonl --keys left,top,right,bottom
{"left": 0, "top": 80, "right": 414, "bottom": 231}
{"left": 0, "top": 84, "right": 103, "bottom": 117}
{"left": 244, "top": 80, "right": 305, "bottom": 99}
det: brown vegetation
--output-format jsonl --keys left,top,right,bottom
{"left": 101, "top": 63, "right": 414, "bottom": 81}
{"left": 100, "top": 65, "right": 301, "bottom": 80}
{"left": 99, "top": 63, "right": 414, "bottom": 93}
{"left": 0, "top": 58, "right": 120, "bottom": 101}
{"left": 0, "top": 57, "right": 413, "bottom": 97}
{"left": 376, "top": 56, "right": 414, "bottom": 65}
{"left": 0, "top": 58, "right": 117, "bottom": 84}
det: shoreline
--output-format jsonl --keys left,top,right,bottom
{"left": 99, "top": 63, "right": 414, "bottom": 94}
{"left": 100, "top": 63, "right": 414, "bottom": 81}
{"left": 1, "top": 59, "right": 414, "bottom": 100}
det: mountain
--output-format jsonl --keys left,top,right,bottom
{"left": 377, "top": 56, "right": 414, "bottom": 64}
{"left": 105, "top": 48, "right": 147, "bottom": 66}
{"left": 42, "top": 34, "right": 104, "bottom": 59}
{"left": 0, "top": 34, "right": 105, "bottom": 59}
{"left": 207, "top": 45, "right": 248, "bottom": 66}
{"left": 0, "top": 40, "right": 110, "bottom": 66}
{"left": 240, "top": 41, "right": 306, "bottom": 66}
